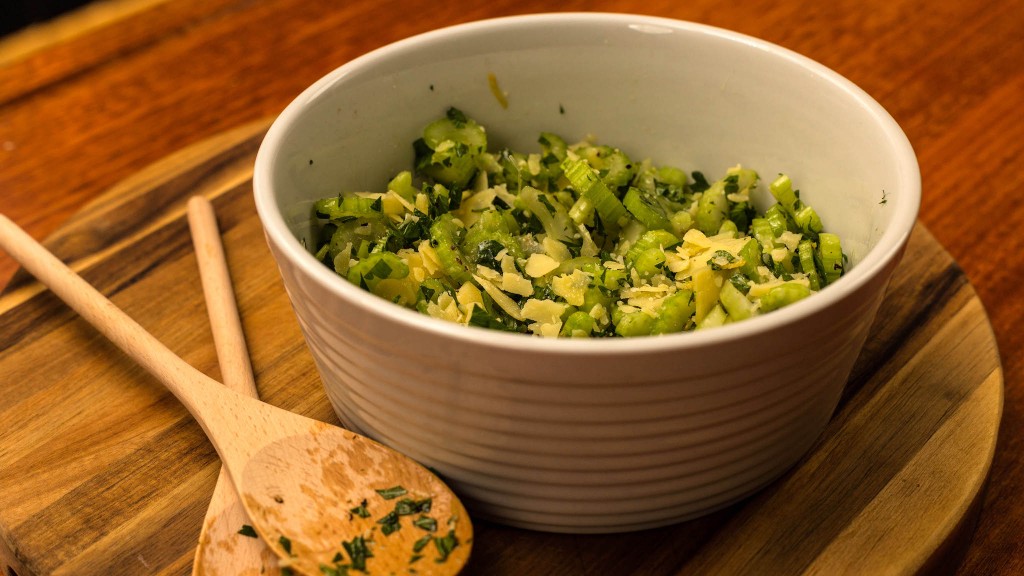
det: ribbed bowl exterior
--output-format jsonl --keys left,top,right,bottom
{"left": 267, "top": 234, "right": 896, "bottom": 532}
{"left": 253, "top": 13, "right": 920, "bottom": 533}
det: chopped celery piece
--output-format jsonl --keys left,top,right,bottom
{"left": 695, "top": 179, "right": 728, "bottom": 235}
{"left": 574, "top": 144, "right": 634, "bottom": 189}
{"left": 429, "top": 214, "right": 472, "bottom": 284}
{"left": 538, "top": 132, "right": 568, "bottom": 163}
{"left": 794, "top": 205, "right": 823, "bottom": 238}
{"left": 819, "top": 233, "right": 845, "bottom": 284}
{"left": 314, "top": 195, "right": 385, "bottom": 220}
{"left": 769, "top": 174, "right": 799, "bottom": 212}
{"left": 696, "top": 304, "right": 728, "bottom": 329}
{"left": 764, "top": 204, "right": 790, "bottom": 236}
{"left": 771, "top": 173, "right": 823, "bottom": 238}
{"left": 422, "top": 107, "right": 487, "bottom": 151}
{"left": 347, "top": 252, "right": 409, "bottom": 289}
{"left": 415, "top": 107, "right": 486, "bottom": 189}
{"left": 626, "top": 230, "right": 680, "bottom": 264}
{"left": 750, "top": 218, "right": 776, "bottom": 252}
{"left": 568, "top": 195, "right": 595, "bottom": 225}
{"left": 562, "top": 157, "right": 628, "bottom": 227}
{"left": 387, "top": 171, "right": 418, "bottom": 201}
{"left": 737, "top": 237, "right": 763, "bottom": 280}
{"left": 560, "top": 311, "right": 595, "bottom": 337}
{"left": 615, "top": 310, "right": 655, "bottom": 337}
{"left": 759, "top": 282, "right": 812, "bottom": 312}
{"left": 623, "top": 187, "right": 672, "bottom": 230}
{"left": 719, "top": 280, "right": 754, "bottom": 321}
{"left": 798, "top": 239, "right": 822, "bottom": 291}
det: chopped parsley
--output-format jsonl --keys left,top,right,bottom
{"left": 413, "top": 534, "right": 433, "bottom": 553}
{"left": 237, "top": 524, "right": 258, "bottom": 538}
{"left": 376, "top": 485, "right": 408, "bottom": 499}
{"left": 350, "top": 499, "right": 371, "bottom": 519}
{"left": 413, "top": 516, "right": 438, "bottom": 531}
{"left": 433, "top": 529, "right": 460, "bottom": 563}
{"left": 395, "top": 497, "right": 432, "bottom": 516}
{"left": 378, "top": 510, "right": 401, "bottom": 535}
{"left": 342, "top": 535, "right": 373, "bottom": 571}
{"left": 279, "top": 534, "right": 293, "bottom": 555}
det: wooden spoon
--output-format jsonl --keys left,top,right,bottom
{"left": 186, "top": 195, "right": 279, "bottom": 574}
{"left": 0, "top": 211, "right": 473, "bottom": 575}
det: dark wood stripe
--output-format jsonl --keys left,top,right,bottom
{"left": 842, "top": 248, "right": 970, "bottom": 406}
{"left": 12, "top": 414, "right": 216, "bottom": 574}
{"left": 0, "top": 217, "right": 192, "bottom": 355}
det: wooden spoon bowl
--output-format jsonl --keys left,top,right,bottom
{"left": 0, "top": 212, "right": 472, "bottom": 575}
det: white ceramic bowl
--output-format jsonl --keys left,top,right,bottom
{"left": 253, "top": 13, "right": 920, "bottom": 533}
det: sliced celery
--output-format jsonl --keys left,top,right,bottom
{"left": 312, "top": 109, "right": 847, "bottom": 337}
{"left": 694, "top": 179, "right": 727, "bottom": 235}
{"left": 623, "top": 187, "right": 672, "bottom": 230}
{"left": 562, "top": 157, "right": 628, "bottom": 227}
{"left": 429, "top": 214, "right": 472, "bottom": 284}
{"left": 818, "top": 233, "right": 844, "bottom": 284}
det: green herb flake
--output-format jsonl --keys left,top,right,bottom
{"left": 413, "top": 534, "right": 433, "bottom": 553}
{"left": 376, "top": 485, "right": 408, "bottom": 499}
{"left": 446, "top": 107, "right": 468, "bottom": 127}
{"left": 279, "top": 534, "right": 293, "bottom": 555}
{"left": 342, "top": 535, "right": 373, "bottom": 571}
{"left": 413, "top": 516, "right": 438, "bottom": 532}
{"left": 237, "top": 524, "right": 258, "bottom": 538}
{"left": 691, "top": 171, "right": 711, "bottom": 192}
{"left": 378, "top": 510, "right": 401, "bottom": 535}
{"left": 395, "top": 497, "right": 432, "bottom": 516}
{"left": 369, "top": 258, "right": 392, "bottom": 279}
{"left": 707, "top": 249, "right": 737, "bottom": 271}
{"left": 433, "top": 529, "right": 459, "bottom": 563}
{"left": 350, "top": 499, "right": 371, "bottom": 519}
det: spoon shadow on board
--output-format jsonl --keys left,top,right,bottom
{"left": 0, "top": 208, "right": 472, "bottom": 576}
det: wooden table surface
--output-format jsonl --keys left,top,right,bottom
{"left": 0, "top": 0, "right": 1020, "bottom": 574}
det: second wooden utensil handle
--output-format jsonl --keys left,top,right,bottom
{"left": 187, "top": 195, "right": 259, "bottom": 397}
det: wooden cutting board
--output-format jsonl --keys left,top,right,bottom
{"left": 0, "top": 119, "right": 1003, "bottom": 575}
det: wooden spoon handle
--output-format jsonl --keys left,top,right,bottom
{"left": 187, "top": 196, "right": 278, "bottom": 575}
{"left": 0, "top": 213, "right": 210, "bottom": 402}
{"left": 187, "top": 196, "right": 258, "bottom": 397}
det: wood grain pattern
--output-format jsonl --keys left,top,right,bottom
{"left": 1, "top": 0, "right": 1020, "bottom": 573}
{"left": 0, "top": 119, "right": 1001, "bottom": 574}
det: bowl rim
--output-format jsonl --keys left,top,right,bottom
{"left": 253, "top": 11, "right": 921, "bottom": 356}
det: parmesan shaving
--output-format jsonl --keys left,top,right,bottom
{"left": 542, "top": 237, "right": 572, "bottom": 262}
{"left": 473, "top": 274, "right": 524, "bottom": 321}
{"left": 551, "top": 269, "right": 591, "bottom": 306}
{"left": 524, "top": 253, "right": 559, "bottom": 277}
